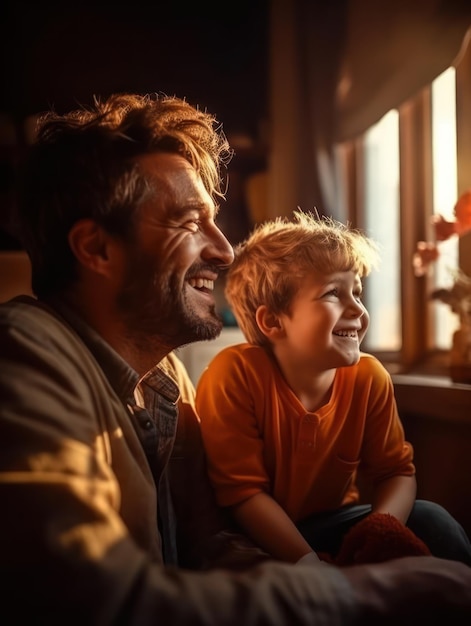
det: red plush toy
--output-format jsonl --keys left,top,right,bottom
{"left": 322, "top": 513, "right": 432, "bottom": 566}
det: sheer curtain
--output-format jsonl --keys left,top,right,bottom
{"left": 267, "top": 0, "right": 471, "bottom": 220}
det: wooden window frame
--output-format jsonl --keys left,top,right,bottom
{"left": 341, "top": 36, "right": 471, "bottom": 377}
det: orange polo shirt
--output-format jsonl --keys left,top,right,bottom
{"left": 196, "top": 344, "right": 415, "bottom": 522}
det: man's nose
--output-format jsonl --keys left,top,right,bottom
{"left": 204, "top": 223, "right": 235, "bottom": 267}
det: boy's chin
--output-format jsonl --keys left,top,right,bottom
{"left": 340, "top": 351, "right": 361, "bottom": 367}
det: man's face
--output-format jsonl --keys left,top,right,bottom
{"left": 116, "top": 152, "right": 234, "bottom": 349}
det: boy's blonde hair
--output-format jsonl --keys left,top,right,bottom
{"left": 225, "top": 210, "right": 380, "bottom": 346}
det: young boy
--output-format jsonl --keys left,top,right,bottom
{"left": 196, "top": 210, "right": 471, "bottom": 566}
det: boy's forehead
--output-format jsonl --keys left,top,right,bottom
{"left": 303, "top": 269, "right": 362, "bottom": 284}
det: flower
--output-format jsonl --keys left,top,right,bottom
{"left": 432, "top": 214, "right": 458, "bottom": 241}
{"left": 412, "top": 241, "right": 440, "bottom": 277}
{"left": 430, "top": 270, "right": 471, "bottom": 324}
{"left": 412, "top": 190, "right": 471, "bottom": 325}
{"left": 454, "top": 190, "right": 471, "bottom": 236}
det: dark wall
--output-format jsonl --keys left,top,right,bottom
{"left": 0, "top": 0, "right": 270, "bottom": 248}
{"left": 1, "top": 0, "right": 269, "bottom": 134}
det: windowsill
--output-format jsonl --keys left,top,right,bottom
{"left": 391, "top": 372, "right": 471, "bottom": 424}
{"left": 369, "top": 350, "right": 470, "bottom": 423}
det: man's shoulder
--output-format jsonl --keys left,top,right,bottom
{"left": 0, "top": 296, "right": 88, "bottom": 358}
{"left": 1, "top": 295, "right": 67, "bottom": 332}
{"left": 0, "top": 296, "right": 123, "bottom": 413}
{"left": 1, "top": 295, "right": 52, "bottom": 317}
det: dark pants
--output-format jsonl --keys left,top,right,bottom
{"left": 296, "top": 499, "right": 471, "bottom": 566}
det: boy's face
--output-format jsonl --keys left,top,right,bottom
{"left": 276, "top": 269, "right": 368, "bottom": 371}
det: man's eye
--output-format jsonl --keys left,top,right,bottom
{"left": 184, "top": 220, "right": 202, "bottom": 233}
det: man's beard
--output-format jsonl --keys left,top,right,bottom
{"left": 116, "top": 252, "right": 223, "bottom": 350}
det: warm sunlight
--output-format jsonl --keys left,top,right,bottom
{"left": 432, "top": 67, "right": 459, "bottom": 348}
{"left": 363, "top": 110, "right": 401, "bottom": 350}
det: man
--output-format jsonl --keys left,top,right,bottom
{"left": 0, "top": 92, "right": 470, "bottom": 625}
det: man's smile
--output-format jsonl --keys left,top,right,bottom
{"left": 188, "top": 277, "right": 215, "bottom": 292}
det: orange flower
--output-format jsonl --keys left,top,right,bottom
{"left": 413, "top": 190, "right": 471, "bottom": 275}
{"left": 413, "top": 191, "right": 471, "bottom": 326}
{"left": 429, "top": 190, "right": 471, "bottom": 241}
{"left": 432, "top": 214, "right": 457, "bottom": 241}
{"left": 412, "top": 241, "right": 440, "bottom": 277}
{"left": 454, "top": 190, "right": 471, "bottom": 236}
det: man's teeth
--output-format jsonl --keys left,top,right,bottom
{"left": 189, "top": 278, "right": 214, "bottom": 290}
{"left": 333, "top": 330, "right": 357, "bottom": 337}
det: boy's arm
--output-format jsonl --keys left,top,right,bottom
{"left": 371, "top": 474, "right": 417, "bottom": 524}
{"left": 232, "top": 491, "right": 319, "bottom": 563}
{"left": 357, "top": 356, "right": 416, "bottom": 522}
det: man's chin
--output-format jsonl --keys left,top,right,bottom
{"left": 184, "top": 304, "right": 224, "bottom": 341}
{"left": 192, "top": 317, "right": 223, "bottom": 342}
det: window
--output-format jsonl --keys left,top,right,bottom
{"left": 362, "top": 110, "right": 400, "bottom": 352}
{"left": 340, "top": 35, "right": 471, "bottom": 374}
{"left": 431, "top": 68, "right": 459, "bottom": 349}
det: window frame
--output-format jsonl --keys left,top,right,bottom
{"left": 341, "top": 35, "right": 471, "bottom": 376}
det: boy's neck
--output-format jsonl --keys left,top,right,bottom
{"left": 269, "top": 348, "right": 336, "bottom": 412}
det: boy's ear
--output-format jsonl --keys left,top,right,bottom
{"left": 68, "top": 219, "right": 116, "bottom": 277}
{"left": 256, "top": 305, "right": 284, "bottom": 340}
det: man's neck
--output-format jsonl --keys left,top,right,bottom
{"left": 59, "top": 289, "right": 170, "bottom": 377}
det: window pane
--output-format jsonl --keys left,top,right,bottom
{"left": 363, "top": 110, "right": 401, "bottom": 350}
{"left": 431, "top": 67, "right": 459, "bottom": 349}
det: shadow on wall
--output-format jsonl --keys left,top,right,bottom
{"left": 0, "top": 251, "right": 33, "bottom": 302}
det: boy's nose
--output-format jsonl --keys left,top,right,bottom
{"left": 349, "top": 298, "right": 368, "bottom": 318}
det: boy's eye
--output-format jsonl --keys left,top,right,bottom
{"left": 322, "top": 288, "right": 363, "bottom": 300}
{"left": 323, "top": 288, "right": 339, "bottom": 298}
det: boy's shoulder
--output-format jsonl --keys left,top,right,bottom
{"left": 204, "top": 342, "right": 274, "bottom": 377}
{"left": 353, "top": 352, "right": 392, "bottom": 384}
{"left": 334, "top": 355, "right": 394, "bottom": 406}
{"left": 212, "top": 341, "right": 268, "bottom": 360}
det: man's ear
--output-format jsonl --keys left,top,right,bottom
{"left": 68, "top": 219, "right": 116, "bottom": 277}
{"left": 255, "top": 305, "right": 284, "bottom": 340}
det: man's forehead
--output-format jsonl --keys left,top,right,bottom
{"left": 136, "top": 151, "right": 196, "bottom": 177}
{"left": 135, "top": 152, "right": 216, "bottom": 217}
